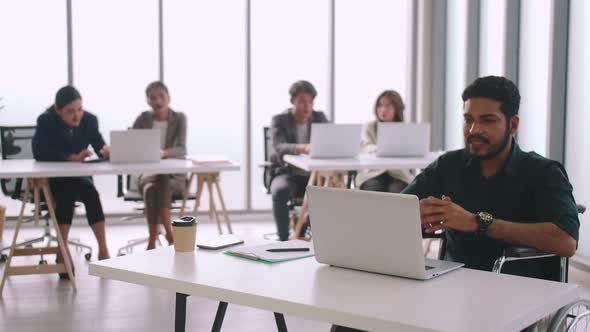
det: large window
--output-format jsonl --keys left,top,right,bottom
{"left": 250, "top": 0, "right": 330, "bottom": 209}
{"left": 335, "top": 0, "right": 412, "bottom": 124}
{"left": 517, "top": 0, "right": 552, "bottom": 156}
{"left": 164, "top": 1, "right": 246, "bottom": 210}
{"left": 0, "top": 1, "right": 67, "bottom": 126}
{"left": 479, "top": 0, "right": 506, "bottom": 76}
{"left": 444, "top": 0, "right": 469, "bottom": 150}
{"left": 566, "top": 0, "right": 590, "bottom": 259}
{"left": 72, "top": 0, "right": 159, "bottom": 212}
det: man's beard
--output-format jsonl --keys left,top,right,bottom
{"left": 466, "top": 126, "right": 512, "bottom": 160}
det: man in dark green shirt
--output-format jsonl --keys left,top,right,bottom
{"left": 402, "top": 76, "right": 579, "bottom": 279}
{"left": 331, "top": 77, "right": 579, "bottom": 332}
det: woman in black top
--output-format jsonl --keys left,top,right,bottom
{"left": 32, "top": 86, "right": 111, "bottom": 275}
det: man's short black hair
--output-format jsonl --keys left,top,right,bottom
{"left": 289, "top": 80, "right": 317, "bottom": 100}
{"left": 461, "top": 76, "right": 521, "bottom": 119}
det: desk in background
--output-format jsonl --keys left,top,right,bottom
{"left": 0, "top": 158, "right": 239, "bottom": 295}
{"left": 282, "top": 153, "right": 440, "bottom": 239}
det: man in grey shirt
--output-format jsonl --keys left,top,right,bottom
{"left": 269, "top": 80, "right": 329, "bottom": 240}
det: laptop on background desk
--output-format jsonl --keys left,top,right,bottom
{"left": 309, "top": 124, "right": 362, "bottom": 159}
{"left": 377, "top": 123, "right": 431, "bottom": 157}
{"left": 307, "top": 186, "right": 463, "bottom": 280}
{"left": 110, "top": 129, "right": 161, "bottom": 164}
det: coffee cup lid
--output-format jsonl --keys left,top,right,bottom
{"left": 172, "top": 216, "right": 197, "bottom": 227}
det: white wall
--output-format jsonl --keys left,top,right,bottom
{"left": 517, "top": 0, "right": 552, "bottom": 156}
{"left": 334, "top": 0, "right": 411, "bottom": 124}
{"left": 444, "top": 0, "right": 468, "bottom": 150}
{"left": 566, "top": 0, "right": 590, "bottom": 259}
{"left": 0, "top": 1, "right": 67, "bottom": 126}
{"left": 479, "top": 0, "right": 506, "bottom": 77}
{"left": 164, "top": 0, "right": 246, "bottom": 211}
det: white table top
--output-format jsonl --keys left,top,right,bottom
{"left": 0, "top": 158, "right": 240, "bottom": 179}
{"left": 283, "top": 153, "right": 440, "bottom": 172}
{"left": 89, "top": 244, "right": 578, "bottom": 332}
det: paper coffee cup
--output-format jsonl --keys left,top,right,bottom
{"left": 172, "top": 216, "right": 197, "bottom": 252}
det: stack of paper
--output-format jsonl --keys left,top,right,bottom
{"left": 226, "top": 240, "right": 314, "bottom": 263}
{"left": 185, "top": 155, "right": 232, "bottom": 165}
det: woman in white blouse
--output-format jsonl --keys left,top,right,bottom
{"left": 356, "top": 90, "right": 414, "bottom": 192}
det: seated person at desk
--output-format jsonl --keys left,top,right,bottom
{"left": 270, "top": 80, "right": 328, "bottom": 241}
{"left": 356, "top": 90, "right": 414, "bottom": 193}
{"left": 32, "top": 86, "right": 111, "bottom": 276}
{"left": 133, "top": 81, "right": 187, "bottom": 250}
{"left": 332, "top": 76, "right": 580, "bottom": 332}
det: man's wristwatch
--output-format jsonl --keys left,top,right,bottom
{"left": 475, "top": 212, "right": 494, "bottom": 236}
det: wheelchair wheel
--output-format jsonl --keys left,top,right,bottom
{"left": 548, "top": 300, "right": 590, "bottom": 332}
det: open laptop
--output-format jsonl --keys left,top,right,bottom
{"left": 110, "top": 129, "right": 161, "bottom": 164}
{"left": 307, "top": 186, "right": 463, "bottom": 280}
{"left": 309, "top": 123, "right": 362, "bottom": 159}
{"left": 377, "top": 123, "right": 431, "bottom": 157}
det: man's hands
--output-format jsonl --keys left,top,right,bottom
{"left": 419, "top": 196, "right": 478, "bottom": 233}
{"left": 295, "top": 144, "right": 310, "bottom": 154}
{"left": 161, "top": 149, "right": 171, "bottom": 159}
{"left": 100, "top": 145, "right": 110, "bottom": 159}
{"left": 66, "top": 149, "right": 93, "bottom": 161}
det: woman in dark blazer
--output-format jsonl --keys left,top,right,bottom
{"left": 32, "top": 86, "right": 111, "bottom": 277}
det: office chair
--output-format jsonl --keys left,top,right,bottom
{"left": 0, "top": 126, "right": 92, "bottom": 263}
{"left": 115, "top": 174, "right": 195, "bottom": 256}
{"left": 427, "top": 204, "right": 589, "bottom": 332}
{"left": 261, "top": 126, "right": 306, "bottom": 240}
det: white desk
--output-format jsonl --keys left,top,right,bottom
{"left": 0, "top": 158, "right": 239, "bottom": 295}
{"left": 89, "top": 246, "right": 579, "bottom": 332}
{"left": 282, "top": 153, "right": 440, "bottom": 239}
{"left": 0, "top": 158, "right": 239, "bottom": 178}
{"left": 283, "top": 153, "right": 440, "bottom": 172}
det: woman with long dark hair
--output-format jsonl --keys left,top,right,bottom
{"left": 355, "top": 90, "right": 414, "bottom": 192}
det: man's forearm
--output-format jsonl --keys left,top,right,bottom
{"left": 486, "top": 220, "right": 576, "bottom": 257}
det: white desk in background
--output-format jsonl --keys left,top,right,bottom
{"left": 0, "top": 157, "right": 239, "bottom": 295}
{"left": 89, "top": 245, "right": 578, "bottom": 332}
{"left": 282, "top": 153, "right": 440, "bottom": 239}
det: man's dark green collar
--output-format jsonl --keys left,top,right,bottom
{"left": 464, "top": 138, "right": 523, "bottom": 177}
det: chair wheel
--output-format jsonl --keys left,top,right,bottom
{"left": 39, "top": 260, "right": 48, "bottom": 265}
{"left": 84, "top": 253, "right": 92, "bottom": 261}
{"left": 0, "top": 254, "right": 7, "bottom": 263}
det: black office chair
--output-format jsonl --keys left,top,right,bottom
{"left": 115, "top": 174, "right": 195, "bottom": 256}
{"left": 0, "top": 126, "right": 92, "bottom": 263}
{"left": 261, "top": 126, "right": 306, "bottom": 240}
{"left": 427, "top": 204, "right": 589, "bottom": 331}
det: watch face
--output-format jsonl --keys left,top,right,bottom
{"left": 479, "top": 212, "right": 493, "bottom": 223}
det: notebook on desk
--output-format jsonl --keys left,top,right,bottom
{"left": 226, "top": 240, "right": 314, "bottom": 263}
{"left": 186, "top": 154, "right": 233, "bottom": 165}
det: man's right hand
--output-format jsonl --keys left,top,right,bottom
{"left": 295, "top": 144, "right": 310, "bottom": 154}
{"left": 67, "top": 149, "right": 93, "bottom": 161}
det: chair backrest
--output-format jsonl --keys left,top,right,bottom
{"left": 263, "top": 126, "right": 271, "bottom": 162}
{"left": 262, "top": 127, "right": 277, "bottom": 193}
{"left": 0, "top": 126, "right": 36, "bottom": 199}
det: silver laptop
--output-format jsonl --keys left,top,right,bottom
{"left": 377, "top": 123, "right": 431, "bottom": 157}
{"left": 110, "top": 129, "right": 161, "bottom": 164}
{"left": 307, "top": 186, "right": 463, "bottom": 280}
{"left": 309, "top": 124, "right": 361, "bottom": 159}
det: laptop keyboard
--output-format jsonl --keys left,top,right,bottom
{"left": 425, "top": 265, "right": 435, "bottom": 270}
